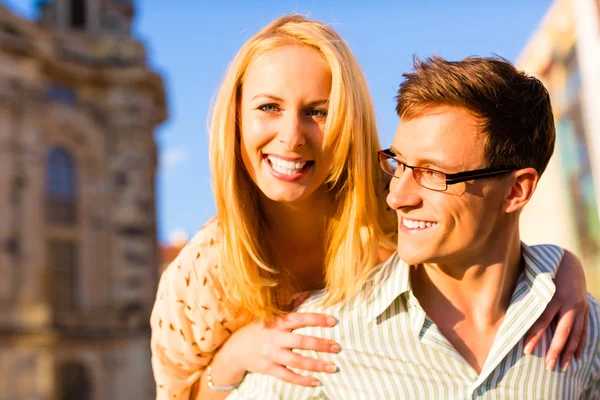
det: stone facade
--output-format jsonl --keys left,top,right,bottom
{"left": 0, "top": 1, "right": 167, "bottom": 399}
{"left": 517, "top": 0, "right": 600, "bottom": 293}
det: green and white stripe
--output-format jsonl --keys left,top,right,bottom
{"left": 229, "top": 244, "right": 600, "bottom": 399}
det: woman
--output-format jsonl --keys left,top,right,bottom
{"left": 151, "top": 14, "right": 588, "bottom": 400}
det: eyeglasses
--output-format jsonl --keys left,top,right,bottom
{"left": 378, "top": 149, "right": 516, "bottom": 192}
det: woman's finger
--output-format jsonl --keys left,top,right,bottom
{"left": 575, "top": 312, "right": 589, "bottom": 358}
{"left": 559, "top": 310, "right": 586, "bottom": 371}
{"left": 277, "top": 331, "right": 341, "bottom": 353}
{"left": 276, "top": 312, "right": 337, "bottom": 330}
{"left": 266, "top": 365, "right": 321, "bottom": 387}
{"left": 274, "top": 349, "right": 337, "bottom": 374}
{"left": 545, "top": 309, "right": 576, "bottom": 371}
{"left": 524, "top": 302, "right": 559, "bottom": 354}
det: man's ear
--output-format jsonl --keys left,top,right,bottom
{"left": 503, "top": 168, "right": 539, "bottom": 214}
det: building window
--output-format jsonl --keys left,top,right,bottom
{"left": 1, "top": 23, "right": 20, "bottom": 37}
{"left": 70, "top": 0, "right": 87, "bottom": 29}
{"left": 46, "top": 147, "right": 77, "bottom": 226}
{"left": 47, "top": 84, "right": 77, "bottom": 106}
{"left": 55, "top": 361, "right": 92, "bottom": 400}
{"left": 48, "top": 241, "right": 79, "bottom": 312}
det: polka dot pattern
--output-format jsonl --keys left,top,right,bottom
{"left": 150, "top": 218, "right": 246, "bottom": 399}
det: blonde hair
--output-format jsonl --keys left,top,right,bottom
{"left": 209, "top": 14, "right": 394, "bottom": 320}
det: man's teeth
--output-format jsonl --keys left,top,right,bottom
{"left": 267, "top": 156, "right": 307, "bottom": 175}
{"left": 402, "top": 218, "right": 437, "bottom": 229}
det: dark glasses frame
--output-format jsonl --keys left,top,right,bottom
{"left": 378, "top": 149, "right": 517, "bottom": 191}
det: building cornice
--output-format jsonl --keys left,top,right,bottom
{"left": 0, "top": 4, "right": 167, "bottom": 125}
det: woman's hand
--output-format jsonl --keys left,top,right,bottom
{"left": 524, "top": 250, "right": 588, "bottom": 371}
{"left": 223, "top": 312, "right": 340, "bottom": 387}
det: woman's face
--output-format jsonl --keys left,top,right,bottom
{"left": 239, "top": 45, "right": 333, "bottom": 207}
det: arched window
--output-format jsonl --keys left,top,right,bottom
{"left": 70, "top": 0, "right": 87, "bottom": 29}
{"left": 55, "top": 361, "right": 93, "bottom": 400}
{"left": 46, "top": 147, "right": 77, "bottom": 225}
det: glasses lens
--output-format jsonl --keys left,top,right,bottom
{"left": 413, "top": 168, "right": 447, "bottom": 191}
{"left": 379, "top": 153, "right": 399, "bottom": 177}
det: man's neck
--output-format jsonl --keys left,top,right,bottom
{"left": 410, "top": 233, "right": 524, "bottom": 373}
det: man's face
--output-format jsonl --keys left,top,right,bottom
{"left": 387, "top": 105, "right": 511, "bottom": 265}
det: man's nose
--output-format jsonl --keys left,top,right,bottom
{"left": 386, "top": 167, "right": 423, "bottom": 210}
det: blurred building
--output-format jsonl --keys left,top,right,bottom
{"left": 0, "top": 0, "right": 166, "bottom": 399}
{"left": 159, "top": 244, "right": 179, "bottom": 274}
{"left": 158, "top": 242, "right": 185, "bottom": 274}
{"left": 518, "top": 0, "right": 600, "bottom": 293}
{"left": 159, "top": 243, "right": 185, "bottom": 275}
{"left": 159, "top": 231, "right": 188, "bottom": 274}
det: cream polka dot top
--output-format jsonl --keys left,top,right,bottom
{"left": 150, "top": 217, "right": 246, "bottom": 399}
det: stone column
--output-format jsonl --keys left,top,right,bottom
{"left": 76, "top": 112, "right": 109, "bottom": 321}
{"left": 571, "top": 0, "right": 600, "bottom": 217}
{"left": 87, "top": 0, "right": 101, "bottom": 34}
{"left": 0, "top": 81, "right": 17, "bottom": 306}
{"left": 104, "top": 87, "right": 158, "bottom": 328}
{"left": 56, "top": 0, "right": 69, "bottom": 30}
{"left": 16, "top": 94, "right": 49, "bottom": 327}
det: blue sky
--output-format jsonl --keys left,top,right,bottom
{"left": 5, "top": 0, "right": 552, "bottom": 243}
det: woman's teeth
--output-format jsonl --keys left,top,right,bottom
{"left": 402, "top": 218, "right": 437, "bottom": 229}
{"left": 267, "top": 155, "right": 307, "bottom": 175}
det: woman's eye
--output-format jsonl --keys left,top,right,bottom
{"left": 258, "top": 104, "right": 279, "bottom": 113}
{"left": 306, "top": 108, "right": 328, "bottom": 118}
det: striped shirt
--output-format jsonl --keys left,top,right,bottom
{"left": 228, "top": 244, "right": 600, "bottom": 399}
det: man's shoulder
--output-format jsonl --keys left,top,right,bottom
{"left": 583, "top": 294, "right": 600, "bottom": 361}
{"left": 522, "top": 243, "right": 564, "bottom": 277}
{"left": 295, "top": 252, "right": 405, "bottom": 314}
{"left": 587, "top": 294, "right": 600, "bottom": 338}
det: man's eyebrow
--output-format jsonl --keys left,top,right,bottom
{"left": 389, "top": 146, "right": 402, "bottom": 157}
{"left": 389, "top": 146, "right": 455, "bottom": 170}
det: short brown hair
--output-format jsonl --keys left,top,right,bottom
{"left": 395, "top": 55, "right": 556, "bottom": 176}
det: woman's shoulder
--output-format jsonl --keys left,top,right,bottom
{"left": 186, "top": 216, "right": 221, "bottom": 252}
{"left": 151, "top": 217, "right": 244, "bottom": 392}
{"left": 159, "top": 217, "right": 223, "bottom": 302}
{"left": 156, "top": 216, "right": 243, "bottom": 330}
{"left": 166, "top": 217, "right": 221, "bottom": 272}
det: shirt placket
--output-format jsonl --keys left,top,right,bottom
{"left": 406, "top": 292, "right": 478, "bottom": 392}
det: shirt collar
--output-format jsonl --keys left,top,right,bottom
{"left": 520, "top": 242, "right": 562, "bottom": 303}
{"left": 365, "top": 252, "right": 411, "bottom": 322}
{"left": 364, "top": 243, "right": 562, "bottom": 323}
{"left": 470, "top": 243, "right": 562, "bottom": 389}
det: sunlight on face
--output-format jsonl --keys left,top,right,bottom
{"left": 239, "top": 45, "right": 333, "bottom": 209}
{"left": 387, "top": 106, "right": 509, "bottom": 265}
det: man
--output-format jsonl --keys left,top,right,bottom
{"left": 228, "top": 56, "right": 600, "bottom": 399}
